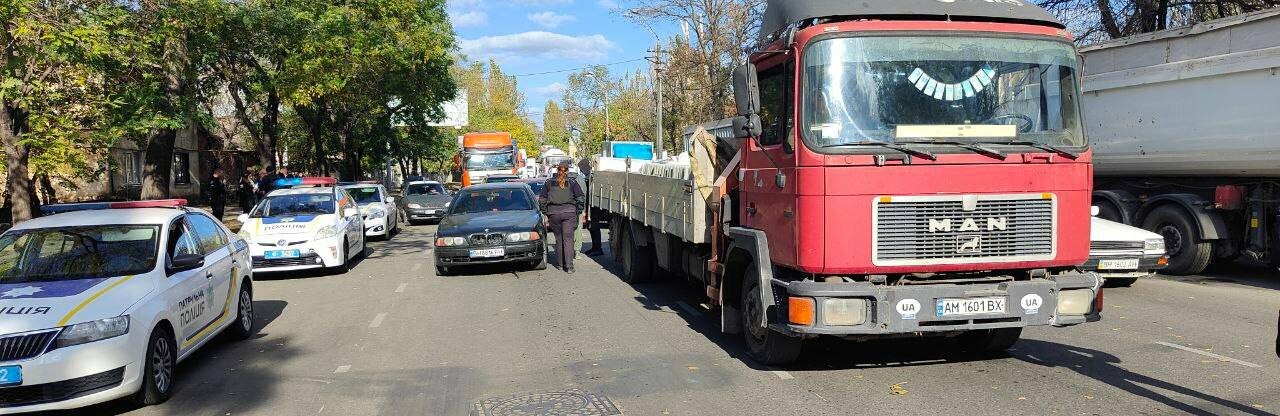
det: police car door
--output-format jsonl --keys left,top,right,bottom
{"left": 164, "top": 218, "right": 218, "bottom": 351}
{"left": 340, "top": 190, "right": 361, "bottom": 248}
{"left": 184, "top": 213, "right": 235, "bottom": 345}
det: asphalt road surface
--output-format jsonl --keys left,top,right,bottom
{"left": 53, "top": 224, "right": 1280, "bottom": 416}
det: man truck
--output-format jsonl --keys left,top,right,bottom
{"left": 454, "top": 132, "right": 524, "bottom": 187}
{"left": 589, "top": 0, "right": 1103, "bottom": 364}
{"left": 1082, "top": 8, "right": 1280, "bottom": 275}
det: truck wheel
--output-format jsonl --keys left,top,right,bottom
{"left": 741, "top": 264, "right": 802, "bottom": 365}
{"left": 1143, "top": 205, "right": 1212, "bottom": 275}
{"left": 1095, "top": 199, "right": 1124, "bottom": 223}
{"left": 958, "top": 327, "right": 1022, "bottom": 354}
{"left": 621, "top": 227, "right": 654, "bottom": 283}
{"left": 1103, "top": 277, "right": 1138, "bottom": 288}
{"left": 609, "top": 218, "right": 624, "bottom": 263}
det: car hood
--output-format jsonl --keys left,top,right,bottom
{"left": 403, "top": 194, "right": 452, "bottom": 208}
{"left": 0, "top": 274, "right": 155, "bottom": 334}
{"left": 439, "top": 210, "right": 541, "bottom": 236}
{"left": 1091, "top": 217, "right": 1160, "bottom": 241}
{"left": 243, "top": 214, "right": 338, "bottom": 239}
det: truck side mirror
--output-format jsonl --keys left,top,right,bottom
{"left": 733, "top": 63, "right": 760, "bottom": 117}
{"left": 732, "top": 114, "right": 762, "bottom": 139}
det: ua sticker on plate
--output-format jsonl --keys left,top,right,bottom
{"left": 1021, "top": 294, "right": 1044, "bottom": 315}
{"left": 896, "top": 299, "right": 921, "bottom": 320}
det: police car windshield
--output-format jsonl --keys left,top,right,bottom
{"left": 253, "top": 194, "right": 336, "bottom": 217}
{"left": 450, "top": 189, "right": 533, "bottom": 214}
{"left": 405, "top": 183, "right": 445, "bottom": 195}
{"left": 0, "top": 225, "right": 160, "bottom": 283}
{"left": 347, "top": 187, "right": 383, "bottom": 204}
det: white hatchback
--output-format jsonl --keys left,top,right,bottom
{"left": 0, "top": 200, "right": 255, "bottom": 413}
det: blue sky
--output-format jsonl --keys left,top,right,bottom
{"left": 448, "top": 0, "right": 674, "bottom": 120}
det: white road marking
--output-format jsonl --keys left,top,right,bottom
{"left": 1156, "top": 341, "right": 1262, "bottom": 368}
{"left": 676, "top": 301, "right": 702, "bottom": 316}
{"left": 395, "top": 283, "right": 407, "bottom": 293}
{"left": 369, "top": 313, "right": 387, "bottom": 328}
{"left": 334, "top": 365, "right": 351, "bottom": 374}
{"left": 771, "top": 370, "right": 795, "bottom": 380}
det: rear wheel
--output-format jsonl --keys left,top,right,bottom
{"left": 741, "top": 265, "right": 802, "bottom": 365}
{"left": 621, "top": 225, "right": 654, "bottom": 283}
{"left": 1143, "top": 205, "right": 1212, "bottom": 275}
{"left": 609, "top": 218, "right": 625, "bottom": 263}
{"left": 958, "top": 327, "right": 1022, "bottom": 353}
{"left": 134, "top": 327, "right": 176, "bottom": 405}
{"left": 226, "top": 282, "right": 256, "bottom": 340}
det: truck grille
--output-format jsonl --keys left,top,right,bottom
{"left": 0, "top": 330, "right": 58, "bottom": 362}
{"left": 873, "top": 195, "right": 1056, "bottom": 265}
{"left": 469, "top": 233, "right": 505, "bottom": 246}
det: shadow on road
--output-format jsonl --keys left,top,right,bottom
{"left": 1160, "top": 259, "right": 1280, "bottom": 291}
{"left": 1013, "top": 339, "right": 1276, "bottom": 416}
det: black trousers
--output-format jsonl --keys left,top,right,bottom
{"left": 548, "top": 211, "right": 578, "bottom": 269}
{"left": 211, "top": 199, "right": 225, "bottom": 221}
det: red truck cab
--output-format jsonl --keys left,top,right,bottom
{"left": 714, "top": 0, "right": 1101, "bottom": 363}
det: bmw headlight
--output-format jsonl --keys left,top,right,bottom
{"left": 316, "top": 224, "right": 343, "bottom": 239}
{"left": 435, "top": 237, "right": 467, "bottom": 247}
{"left": 506, "top": 231, "right": 541, "bottom": 242}
{"left": 367, "top": 207, "right": 387, "bottom": 219}
{"left": 55, "top": 316, "right": 129, "bottom": 348}
{"left": 1144, "top": 238, "right": 1166, "bottom": 252}
{"left": 408, "top": 203, "right": 422, "bottom": 209}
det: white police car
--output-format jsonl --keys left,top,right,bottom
{"left": 339, "top": 183, "right": 400, "bottom": 240}
{"left": 0, "top": 200, "right": 255, "bottom": 412}
{"left": 237, "top": 177, "right": 366, "bottom": 273}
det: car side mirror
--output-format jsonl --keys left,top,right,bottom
{"left": 169, "top": 253, "right": 204, "bottom": 274}
{"left": 236, "top": 213, "right": 249, "bottom": 223}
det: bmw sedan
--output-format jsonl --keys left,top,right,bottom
{"left": 433, "top": 183, "right": 546, "bottom": 275}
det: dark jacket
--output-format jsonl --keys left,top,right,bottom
{"left": 539, "top": 176, "right": 584, "bottom": 216}
{"left": 205, "top": 176, "right": 226, "bottom": 203}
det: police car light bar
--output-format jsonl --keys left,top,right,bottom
{"left": 41, "top": 199, "right": 188, "bottom": 215}
{"left": 275, "top": 177, "right": 338, "bottom": 188}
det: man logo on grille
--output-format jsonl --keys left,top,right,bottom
{"left": 957, "top": 236, "right": 982, "bottom": 254}
{"left": 928, "top": 218, "right": 1009, "bottom": 233}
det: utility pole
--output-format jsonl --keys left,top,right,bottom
{"left": 652, "top": 42, "right": 664, "bottom": 158}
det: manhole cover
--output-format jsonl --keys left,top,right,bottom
{"left": 472, "top": 389, "right": 621, "bottom": 416}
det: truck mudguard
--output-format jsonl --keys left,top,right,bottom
{"left": 1092, "top": 189, "right": 1137, "bottom": 224}
{"left": 1136, "top": 193, "right": 1228, "bottom": 240}
{"left": 725, "top": 227, "right": 778, "bottom": 330}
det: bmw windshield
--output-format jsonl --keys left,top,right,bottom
{"left": 802, "top": 35, "right": 1084, "bottom": 153}
{"left": 0, "top": 225, "right": 160, "bottom": 283}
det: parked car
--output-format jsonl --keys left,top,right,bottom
{"left": 433, "top": 183, "right": 546, "bottom": 275}
{"left": 237, "top": 177, "right": 366, "bottom": 273}
{"left": 399, "top": 181, "right": 452, "bottom": 224}
{"left": 1082, "top": 217, "right": 1168, "bottom": 287}
{"left": 340, "top": 183, "right": 401, "bottom": 240}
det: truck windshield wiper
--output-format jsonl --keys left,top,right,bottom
{"left": 897, "top": 140, "right": 1006, "bottom": 160}
{"left": 979, "top": 140, "right": 1079, "bottom": 159}
{"left": 823, "top": 142, "right": 937, "bottom": 161}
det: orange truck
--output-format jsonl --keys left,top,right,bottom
{"left": 453, "top": 132, "right": 524, "bottom": 187}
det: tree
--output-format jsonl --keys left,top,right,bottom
{"left": 454, "top": 60, "right": 538, "bottom": 156}
{"left": 1037, "top": 0, "right": 1280, "bottom": 43}
{"left": 542, "top": 101, "right": 569, "bottom": 150}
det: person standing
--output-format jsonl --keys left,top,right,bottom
{"left": 238, "top": 172, "right": 258, "bottom": 213}
{"left": 540, "top": 162, "right": 585, "bottom": 273}
{"left": 259, "top": 165, "right": 280, "bottom": 196}
{"left": 578, "top": 157, "right": 604, "bottom": 256}
{"left": 206, "top": 170, "right": 227, "bottom": 221}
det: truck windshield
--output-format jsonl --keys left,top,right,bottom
{"left": 802, "top": 35, "right": 1084, "bottom": 152}
{"left": 465, "top": 150, "right": 516, "bottom": 170}
{"left": 0, "top": 225, "right": 160, "bottom": 283}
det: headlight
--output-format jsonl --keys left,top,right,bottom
{"left": 55, "top": 316, "right": 129, "bottom": 349}
{"left": 1144, "top": 238, "right": 1165, "bottom": 252}
{"left": 1056, "top": 289, "right": 1095, "bottom": 315}
{"left": 367, "top": 207, "right": 386, "bottom": 219}
{"left": 316, "top": 224, "right": 343, "bottom": 239}
{"left": 506, "top": 231, "right": 541, "bottom": 242}
{"left": 408, "top": 203, "right": 422, "bottom": 209}
{"left": 435, "top": 237, "right": 467, "bottom": 247}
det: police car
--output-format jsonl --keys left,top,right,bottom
{"left": 237, "top": 177, "right": 367, "bottom": 273}
{"left": 0, "top": 200, "right": 255, "bottom": 412}
{"left": 339, "top": 182, "right": 400, "bottom": 240}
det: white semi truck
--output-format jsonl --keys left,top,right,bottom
{"left": 1083, "top": 8, "right": 1280, "bottom": 275}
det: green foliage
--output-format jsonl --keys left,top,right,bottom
{"left": 454, "top": 60, "right": 539, "bottom": 157}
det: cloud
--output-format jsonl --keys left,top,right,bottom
{"left": 597, "top": 0, "right": 619, "bottom": 9}
{"left": 460, "top": 32, "right": 615, "bottom": 61}
{"left": 528, "top": 11, "right": 576, "bottom": 28}
{"left": 452, "top": 10, "right": 488, "bottom": 27}
{"left": 532, "top": 82, "right": 566, "bottom": 96}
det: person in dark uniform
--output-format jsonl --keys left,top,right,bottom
{"left": 205, "top": 170, "right": 227, "bottom": 220}
{"left": 539, "top": 162, "right": 585, "bottom": 273}
{"left": 238, "top": 172, "right": 258, "bottom": 213}
{"left": 259, "top": 165, "right": 280, "bottom": 196}
{"left": 578, "top": 157, "right": 605, "bottom": 256}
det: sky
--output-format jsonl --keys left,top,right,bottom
{"left": 447, "top": 0, "right": 675, "bottom": 123}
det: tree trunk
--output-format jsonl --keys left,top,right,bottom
{"left": 263, "top": 89, "right": 280, "bottom": 167}
{"left": 1097, "top": 0, "right": 1124, "bottom": 39}
{"left": 1, "top": 105, "right": 36, "bottom": 222}
{"left": 140, "top": 129, "right": 176, "bottom": 199}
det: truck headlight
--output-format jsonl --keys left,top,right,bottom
{"left": 55, "top": 316, "right": 130, "bottom": 349}
{"left": 506, "top": 231, "right": 541, "bottom": 242}
{"left": 367, "top": 208, "right": 386, "bottom": 219}
{"left": 1144, "top": 238, "right": 1165, "bottom": 252}
{"left": 1056, "top": 289, "right": 1095, "bottom": 315}
{"left": 822, "top": 298, "right": 867, "bottom": 326}
{"left": 316, "top": 224, "right": 343, "bottom": 239}
{"left": 435, "top": 237, "right": 467, "bottom": 247}
{"left": 408, "top": 203, "right": 422, "bottom": 209}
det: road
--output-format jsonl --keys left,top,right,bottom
{"left": 57, "top": 224, "right": 1280, "bottom": 416}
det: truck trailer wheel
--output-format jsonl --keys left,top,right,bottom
{"left": 621, "top": 226, "right": 654, "bottom": 283}
{"left": 741, "top": 265, "right": 802, "bottom": 365}
{"left": 609, "top": 217, "right": 625, "bottom": 263}
{"left": 1143, "top": 205, "right": 1212, "bottom": 275}
{"left": 958, "top": 327, "right": 1022, "bottom": 354}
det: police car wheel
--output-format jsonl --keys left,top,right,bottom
{"left": 134, "top": 327, "right": 176, "bottom": 405}
{"left": 227, "top": 282, "right": 256, "bottom": 340}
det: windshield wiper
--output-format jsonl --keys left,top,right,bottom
{"left": 897, "top": 140, "right": 1006, "bottom": 160}
{"left": 979, "top": 140, "right": 1079, "bottom": 159}
{"left": 823, "top": 142, "right": 937, "bottom": 161}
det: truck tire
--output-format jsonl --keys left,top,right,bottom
{"left": 958, "top": 327, "right": 1022, "bottom": 354}
{"left": 741, "top": 264, "right": 802, "bottom": 365}
{"left": 609, "top": 217, "right": 625, "bottom": 263}
{"left": 621, "top": 226, "right": 654, "bottom": 283}
{"left": 1143, "top": 205, "right": 1212, "bottom": 275}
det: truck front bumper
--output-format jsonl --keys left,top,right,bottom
{"left": 773, "top": 272, "right": 1102, "bottom": 336}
